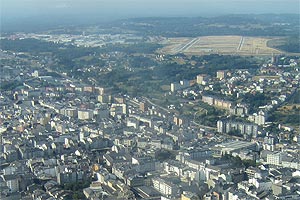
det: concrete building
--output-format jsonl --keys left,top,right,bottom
{"left": 97, "top": 94, "right": 111, "bottom": 103}
{"left": 212, "top": 141, "right": 257, "bottom": 156}
{"left": 32, "top": 70, "right": 39, "bottom": 77}
{"left": 182, "top": 191, "right": 200, "bottom": 200}
{"left": 217, "top": 120, "right": 258, "bottom": 138}
{"left": 56, "top": 166, "right": 85, "bottom": 185}
{"left": 83, "top": 86, "right": 94, "bottom": 93}
{"left": 78, "top": 109, "right": 94, "bottom": 120}
{"left": 214, "top": 98, "right": 232, "bottom": 110}
{"left": 140, "top": 102, "right": 149, "bottom": 112}
{"left": 94, "top": 87, "right": 105, "bottom": 95}
{"left": 196, "top": 74, "right": 209, "bottom": 85}
{"left": 110, "top": 103, "right": 127, "bottom": 117}
{"left": 202, "top": 95, "right": 214, "bottom": 105}
{"left": 2, "top": 174, "right": 19, "bottom": 192}
{"left": 202, "top": 95, "right": 232, "bottom": 110}
{"left": 174, "top": 116, "right": 184, "bottom": 126}
{"left": 64, "top": 108, "right": 78, "bottom": 118}
{"left": 229, "top": 104, "right": 249, "bottom": 116}
{"left": 171, "top": 80, "right": 190, "bottom": 92}
{"left": 254, "top": 110, "right": 267, "bottom": 126}
{"left": 267, "top": 152, "right": 282, "bottom": 166}
{"left": 152, "top": 177, "right": 179, "bottom": 196}
{"left": 216, "top": 70, "right": 226, "bottom": 80}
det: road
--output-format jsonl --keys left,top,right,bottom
{"left": 144, "top": 97, "right": 170, "bottom": 113}
{"left": 192, "top": 120, "right": 217, "bottom": 131}
{"left": 237, "top": 36, "right": 245, "bottom": 51}
{"left": 145, "top": 97, "right": 216, "bottom": 131}
{"left": 7, "top": 50, "right": 218, "bottom": 132}
{"left": 173, "top": 37, "right": 200, "bottom": 54}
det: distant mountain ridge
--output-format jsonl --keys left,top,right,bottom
{"left": 2, "top": 14, "right": 299, "bottom": 36}
{"left": 115, "top": 14, "right": 299, "bottom": 37}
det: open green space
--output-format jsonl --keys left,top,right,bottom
{"left": 267, "top": 35, "right": 300, "bottom": 53}
{"left": 269, "top": 89, "right": 300, "bottom": 130}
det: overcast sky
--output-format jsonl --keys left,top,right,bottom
{"left": 1, "top": 0, "right": 299, "bottom": 31}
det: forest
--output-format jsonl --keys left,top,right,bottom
{"left": 117, "top": 14, "right": 299, "bottom": 37}
{"left": 0, "top": 38, "right": 259, "bottom": 97}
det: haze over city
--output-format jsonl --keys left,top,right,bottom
{"left": 1, "top": 0, "right": 299, "bottom": 31}
{"left": 1, "top": 1, "right": 300, "bottom": 200}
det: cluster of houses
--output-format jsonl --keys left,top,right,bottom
{"left": 1, "top": 53, "right": 300, "bottom": 200}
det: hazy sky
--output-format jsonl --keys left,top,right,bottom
{"left": 2, "top": 0, "right": 299, "bottom": 18}
{"left": 1, "top": 0, "right": 299, "bottom": 31}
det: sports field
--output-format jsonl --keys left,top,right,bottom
{"left": 160, "top": 36, "right": 283, "bottom": 55}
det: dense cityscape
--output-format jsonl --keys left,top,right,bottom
{"left": 0, "top": 5, "right": 300, "bottom": 200}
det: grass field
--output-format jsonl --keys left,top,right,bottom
{"left": 159, "top": 36, "right": 284, "bottom": 56}
{"left": 278, "top": 104, "right": 300, "bottom": 113}
{"left": 274, "top": 104, "right": 300, "bottom": 131}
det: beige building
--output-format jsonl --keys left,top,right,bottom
{"left": 140, "top": 102, "right": 148, "bottom": 112}
{"left": 94, "top": 87, "right": 105, "bottom": 95}
{"left": 202, "top": 95, "right": 214, "bottom": 105}
{"left": 78, "top": 109, "right": 94, "bottom": 120}
{"left": 267, "top": 152, "right": 282, "bottom": 166}
{"left": 83, "top": 86, "right": 94, "bottom": 93}
{"left": 182, "top": 191, "right": 200, "bottom": 200}
{"left": 197, "top": 74, "right": 209, "bottom": 85}
{"left": 97, "top": 94, "right": 111, "bottom": 103}
{"left": 216, "top": 70, "right": 226, "bottom": 79}
{"left": 152, "top": 177, "right": 179, "bottom": 196}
